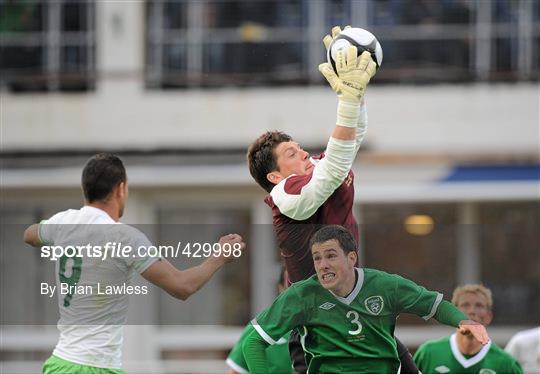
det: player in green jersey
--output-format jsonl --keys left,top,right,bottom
{"left": 228, "top": 324, "right": 292, "bottom": 374}
{"left": 414, "top": 284, "right": 523, "bottom": 374}
{"left": 226, "top": 268, "right": 293, "bottom": 374}
{"left": 242, "top": 225, "right": 489, "bottom": 373}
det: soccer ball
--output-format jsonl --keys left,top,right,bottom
{"left": 327, "top": 27, "right": 383, "bottom": 74}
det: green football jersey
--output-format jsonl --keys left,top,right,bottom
{"left": 414, "top": 334, "right": 523, "bottom": 374}
{"left": 226, "top": 324, "right": 292, "bottom": 374}
{"left": 251, "top": 268, "right": 443, "bottom": 373}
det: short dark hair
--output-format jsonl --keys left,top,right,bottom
{"left": 82, "top": 153, "right": 126, "bottom": 203}
{"left": 309, "top": 225, "right": 358, "bottom": 254}
{"left": 247, "top": 131, "right": 292, "bottom": 192}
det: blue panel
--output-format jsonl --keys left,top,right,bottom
{"left": 442, "top": 165, "right": 540, "bottom": 182}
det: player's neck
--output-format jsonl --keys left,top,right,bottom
{"left": 337, "top": 269, "right": 358, "bottom": 298}
{"left": 456, "top": 331, "right": 483, "bottom": 355}
{"left": 86, "top": 202, "right": 120, "bottom": 222}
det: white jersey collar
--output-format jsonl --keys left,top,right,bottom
{"left": 330, "top": 268, "right": 364, "bottom": 306}
{"left": 450, "top": 332, "right": 492, "bottom": 368}
{"left": 81, "top": 206, "right": 116, "bottom": 222}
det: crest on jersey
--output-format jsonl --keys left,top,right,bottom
{"left": 479, "top": 369, "right": 496, "bottom": 374}
{"left": 364, "top": 296, "right": 384, "bottom": 315}
{"left": 435, "top": 366, "right": 450, "bottom": 373}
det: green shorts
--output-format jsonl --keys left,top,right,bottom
{"left": 43, "top": 355, "right": 125, "bottom": 374}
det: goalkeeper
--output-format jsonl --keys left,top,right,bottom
{"left": 243, "top": 226, "right": 490, "bottom": 374}
{"left": 247, "top": 26, "right": 419, "bottom": 373}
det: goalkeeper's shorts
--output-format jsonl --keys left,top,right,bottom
{"left": 43, "top": 355, "right": 126, "bottom": 374}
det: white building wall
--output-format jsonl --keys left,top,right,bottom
{"left": 2, "top": 84, "right": 539, "bottom": 154}
{"left": 2, "top": 1, "right": 538, "bottom": 155}
{"left": 97, "top": 1, "right": 143, "bottom": 75}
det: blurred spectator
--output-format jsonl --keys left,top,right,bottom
{"left": 505, "top": 327, "right": 540, "bottom": 374}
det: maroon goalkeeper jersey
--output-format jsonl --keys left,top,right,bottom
{"left": 264, "top": 162, "right": 358, "bottom": 283}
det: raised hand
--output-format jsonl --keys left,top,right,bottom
{"left": 216, "top": 233, "right": 246, "bottom": 264}
{"left": 319, "top": 48, "right": 376, "bottom": 103}
{"left": 458, "top": 320, "right": 490, "bottom": 345}
{"left": 322, "top": 25, "right": 351, "bottom": 50}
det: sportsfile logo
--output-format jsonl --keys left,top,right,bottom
{"left": 40, "top": 241, "right": 242, "bottom": 261}
{"left": 319, "top": 302, "right": 336, "bottom": 310}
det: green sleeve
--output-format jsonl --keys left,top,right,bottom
{"left": 226, "top": 325, "right": 253, "bottom": 373}
{"left": 393, "top": 274, "right": 443, "bottom": 320}
{"left": 38, "top": 219, "right": 57, "bottom": 245}
{"left": 243, "top": 329, "right": 270, "bottom": 374}
{"left": 251, "top": 285, "right": 305, "bottom": 344}
{"left": 412, "top": 343, "right": 427, "bottom": 372}
{"left": 433, "top": 300, "right": 468, "bottom": 327}
{"left": 507, "top": 358, "right": 524, "bottom": 374}
{"left": 37, "top": 220, "right": 50, "bottom": 245}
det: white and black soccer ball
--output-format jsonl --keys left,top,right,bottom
{"left": 327, "top": 27, "right": 383, "bottom": 74}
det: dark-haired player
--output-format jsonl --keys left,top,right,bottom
{"left": 243, "top": 226, "right": 490, "bottom": 373}
{"left": 24, "top": 153, "right": 245, "bottom": 374}
{"left": 246, "top": 27, "right": 419, "bottom": 372}
{"left": 226, "top": 268, "right": 293, "bottom": 374}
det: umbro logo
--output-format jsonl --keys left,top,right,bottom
{"left": 435, "top": 366, "right": 450, "bottom": 373}
{"left": 319, "top": 302, "right": 336, "bottom": 310}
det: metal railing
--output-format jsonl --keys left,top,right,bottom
{"left": 145, "top": 0, "right": 539, "bottom": 88}
{"left": 1, "top": 1, "right": 537, "bottom": 91}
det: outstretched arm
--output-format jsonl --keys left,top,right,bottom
{"left": 434, "top": 300, "right": 490, "bottom": 345}
{"left": 394, "top": 275, "right": 490, "bottom": 346}
{"left": 355, "top": 101, "right": 368, "bottom": 153}
{"left": 323, "top": 26, "right": 369, "bottom": 153}
{"left": 243, "top": 330, "right": 270, "bottom": 374}
{"left": 271, "top": 46, "right": 376, "bottom": 221}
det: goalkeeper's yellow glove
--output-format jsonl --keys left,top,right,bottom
{"left": 322, "top": 25, "right": 351, "bottom": 50}
{"left": 319, "top": 48, "right": 376, "bottom": 127}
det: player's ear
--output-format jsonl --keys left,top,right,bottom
{"left": 347, "top": 250, "right": 357, "bottom": 264}
{"left": 266, "top": 171, "right": 283, "bottom": 185}
{"left": 116, "top": 181, "right": 127, "bottom": 199}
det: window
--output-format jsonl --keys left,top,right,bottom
{"left": 361, "top": 203, "right": 458, "bottom": 300}
{"left": 360, "top": 201, "right": 540, "bottom": 325}
{"left": 478, "top": 202, "right": 540, "bottom": 324}
{"left": 145, "top": 0, "right": 538, "bottom": 88}
{"left": 0, "top": 1, "right": 96, "bottom": 92}
{"left": 146, "top": 0, "right": 309, "bottom": 88}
